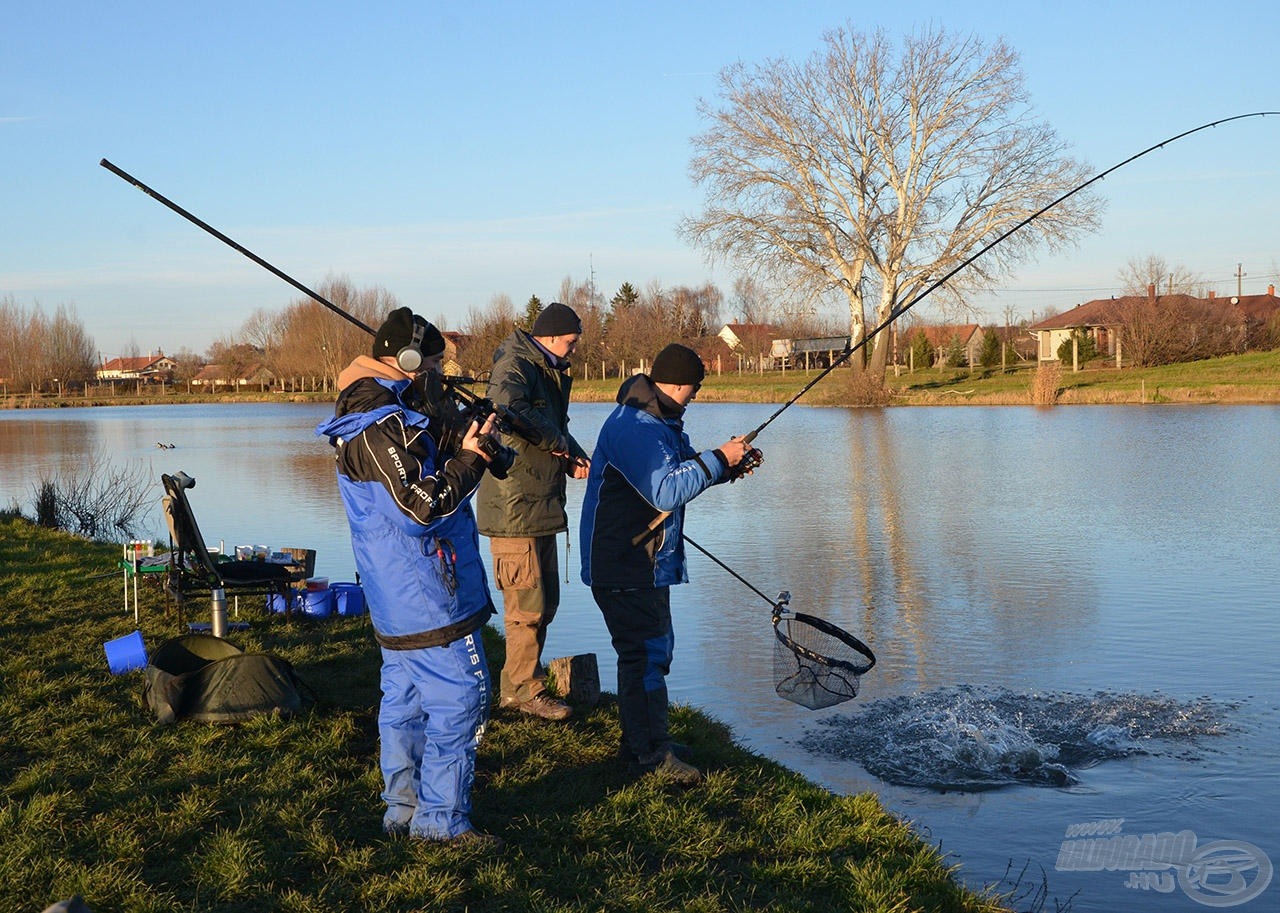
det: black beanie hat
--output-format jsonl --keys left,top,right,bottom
{"left": 650, "top": 344, "right": 706, "bottom": 386}
{"left": 531, "top": 302, "right": 582, "bottom": 337}
{"left": 373, "top": 307, "right": 446, "bottom": 362}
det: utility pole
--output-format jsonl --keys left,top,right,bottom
{"left": 1237, "top": 263, "right": 1246, "bottom": 297}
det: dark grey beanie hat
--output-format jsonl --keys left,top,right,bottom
{"left": 650, "top": 344, "right": 706, "bottom": 385}
{"left": 531, "top": 302, "right": 582, "bottom": 337}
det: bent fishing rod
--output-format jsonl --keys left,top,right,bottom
{"left": 100, "top": 158, "right": 550, "bottom": 444}
{"left": 740, "top": 111, "right": 1279, "bottom": 444}
{"left": 99, "top": 158, "right": 376, "bottom": 336}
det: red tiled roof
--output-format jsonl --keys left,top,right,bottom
{"left": 1027, "top": 293, "right": 1280, "bottom": 330}
{"left": 914, "top": 324, "right": 981, "bottom": 347}
{"left": 100, "top": 355, "right": 171, "bottom": 372}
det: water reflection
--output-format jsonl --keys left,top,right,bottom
{"left": 3, "top": 401, "right": 1277, "bottom": 913}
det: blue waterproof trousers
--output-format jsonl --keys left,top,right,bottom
{"left": 593, "top": 585, "right": 675, "bottom": 764}
{"left": 378, "top": 631, "right": 490, "bottom": 839}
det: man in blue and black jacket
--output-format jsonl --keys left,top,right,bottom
{"left": 316, "top": 307, "right": 501, "bottom": 847}
{"left": 579, "top": 343, "right": 759, "bottom": 784}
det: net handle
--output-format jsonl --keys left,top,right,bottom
{"left": 684, "top": 535, "right": 788, "bottom": 612}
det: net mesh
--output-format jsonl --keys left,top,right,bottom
{"left": 773, "top": 612, "right": 876, "bottom": 710}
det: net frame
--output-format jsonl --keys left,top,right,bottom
{"left": 772, "top": 610, "right": 876, "bottom": 709}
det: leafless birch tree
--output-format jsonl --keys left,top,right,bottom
{"left": 682, "top": 25, "right": 1102, "bottom": 377}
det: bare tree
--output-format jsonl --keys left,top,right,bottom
{"left": 256, "top": 276, "right": 397, "bottom": 389}
{"left": 458, "top": 294, "right": 517, "bottom": 375}
{"left": 683, "top": 24, "right": 1102, "bottom": 378}
{"left": 1118, "top": 255, "right": 1202, "bottom": 296}
{"left": 168, "top": 347, "right": 205, "bottom": 386}
{"left": 1103, "top": 294, "right": 1243, "bottom": 366}
{"left": 0, "top": 298, "right": 97, "bottom": 390}
{"left": 730, "top": 276, "right": 774, "bottom": 325}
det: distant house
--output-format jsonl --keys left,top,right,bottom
{"left": 1027, "top": 284, "right": 1280, "bottom": 362}
{"left": 911, "top": 324, "right": 983, "bottom": 367}
{"left": 1027, "top": 301, "right": 1122, "bottom": 362}
{"left": 96, "top": 352, "right": 177, "bottom": 382}
{"left": 689, "top": 335, "right": 735, "bottom": 372}
{"left": 718, "top": 323, "right": 781, "bottom": 355}
{"left": 192, "top": 363, "right": 275, "bottom": 389}
{"left": 441, "top": 331, "right": 466, "bottom": 376}
{"left": 1226, "top": 285, "right": 1280, "bottom": 348}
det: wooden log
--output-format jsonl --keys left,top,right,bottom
{"left": 548, "top": 653, "right": 600, "bottom": 707}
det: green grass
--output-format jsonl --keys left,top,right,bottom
{"left": 0, "top": 518, "right": 1015, "bottom": 913}
{"left": 570, "top": 348, "right": 1280, "bottom": 406}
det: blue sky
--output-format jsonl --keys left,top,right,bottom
{"left": 3, "top": 1, "right": 1278, "bottom": 360}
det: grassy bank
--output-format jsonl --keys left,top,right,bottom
{"left": 7, "top": 349, "right": 1280, "bottom": 412}
{"left": 572, "top": 348, "right": 1280, "bottom": 406}
{"left": 0, "top": 518, "right": 1012, "bottom": 913}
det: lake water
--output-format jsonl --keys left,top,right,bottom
{"left": 2, "top": 401, "right": 1277, "bottom": 911}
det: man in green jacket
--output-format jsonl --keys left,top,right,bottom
{"left": 477, "top": 302, "right": 591, "bottom": 721}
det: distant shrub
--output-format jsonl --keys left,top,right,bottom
{"left": 1034, "top": 361, "right": 1062, "bottom": 405}
{"left": 29, "top": 451, "right": 153, "bottom": 540}
{"left": 1057, "top": 330, "right": 1098, "bottom": 365}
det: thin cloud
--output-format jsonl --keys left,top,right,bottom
{"left": 0, "top": 116, "right": 35, "bottom": 123}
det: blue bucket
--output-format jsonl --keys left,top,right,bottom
{"left": 104, "top": 629, "right": 147, "bottom": 674}
{"left": 300, "top": 588, "right": 335, "bottom": 617}
{"left": 268, "top": 591, "right": 297, "bottom": 614}
{"left": 332, "top": 582, "right": 366, "bottom": 616}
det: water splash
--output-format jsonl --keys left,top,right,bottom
{"left": 800, "top": 685, "right": 1233, "bottom": 791}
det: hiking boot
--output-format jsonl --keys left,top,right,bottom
{"left": 498, "top": 694, "right": 520, "bottom": 711}
{"left": 618, "top": 740, "right": 693, "bottom": 764}
{"left": 516, "top": 692, "right": 572, "bottom": 721}
{"left": 382, "top": 820, "right": 410, "bottom": 837}
{"left": 640, "top": 749, "right": 703, "bottom": 785}
{"left": 445, "top": 828, "right": 504, "bottom": 850}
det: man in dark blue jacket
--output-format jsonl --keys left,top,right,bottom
{"left": 316, "top": 307, "right": 502, "bottom": 846}
{"left": 579, "top": 343, "right": 758, "bottom": 784}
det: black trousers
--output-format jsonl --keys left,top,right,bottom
{"left": 592, "top": 585, "right": 674, "bottom": 763}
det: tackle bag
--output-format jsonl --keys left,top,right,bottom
{"left": 143, "top": 633, "right": 314, "bottom": 724}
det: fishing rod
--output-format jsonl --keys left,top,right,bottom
{"left": 100, "top": 157, "right": 548, "bottom": 450}
{"left": 740, "top": 111, "right": 1280, "bottom": 444}
{"left": 99, "top": 158, "right": 375, "bottom": 336}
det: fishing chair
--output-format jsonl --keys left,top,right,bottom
{"left": 160, "top": 471, "right": 297, "bottom": 629}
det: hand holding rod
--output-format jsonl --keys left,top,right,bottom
{"left": 741, "top": 111, "right": 1280, "bottom": 444}
{"left": 99, "top": 158, "right": 375, "bottom": 336}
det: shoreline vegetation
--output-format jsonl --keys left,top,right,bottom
{"left": 0, "top": 518, "right": 1016, "bottom": 912}
{"left": 6, "top": 349, "right": 1280, "bottom": 410}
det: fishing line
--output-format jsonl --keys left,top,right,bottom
{"left": 740, "top": 111, "right": 1280, "bottom": 444}
{"left": 686, "top": 534, "right": 875, "bottom": 709}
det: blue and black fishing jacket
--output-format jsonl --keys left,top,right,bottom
{"left": 315, "top": 358, "right": 493, "bottom": 646}
{"left": 579, "top": 373, "right": 729, "bottom": 590}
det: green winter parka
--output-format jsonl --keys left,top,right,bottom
{"left": 476, "top": 329, "right": 589, "bottom": 537}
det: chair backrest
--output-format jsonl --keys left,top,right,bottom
{"left": 160, "top": 472, "right": 222, "bottom": 586}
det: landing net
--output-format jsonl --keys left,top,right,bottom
{"left": 773, "top": 611, "right": 876, "bottom": 710}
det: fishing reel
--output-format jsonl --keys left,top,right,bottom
{"left": 727, "top": 444, "right": 764, "bottom": 483}
{"left": 411, "top": 372, "right": 528, "bottom": 480}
